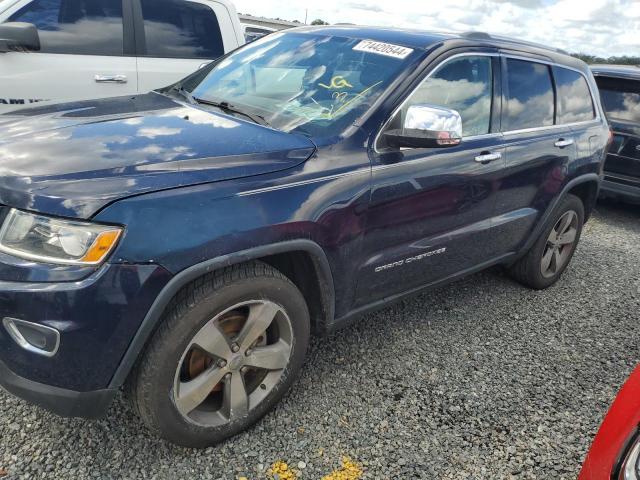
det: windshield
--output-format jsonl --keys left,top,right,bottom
{"left": 596, "top": 76, "right": 640, "bottom": 123}
{"left": 188, "top": 32, "right": 420, "bottom": 139}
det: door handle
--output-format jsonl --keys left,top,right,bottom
{"left": 554, "top": 138, "right": 574, "bottom": 148}
{"left": 474, "top": 151, "right": 502, "bottom": 164}
{"left": 95, "top": 74, "right": 128, "bottom": 84}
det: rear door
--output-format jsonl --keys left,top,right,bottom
{"left": 488, "top": 56, "right": 579, "bottom": 257}
{"left": 595, "top": 76, "right": 640, "bottom": 181}
{"left": 0, "top": 0, "right": 137, "bottom": 111}
{"left": 133, "top": 0, "right": 237, "bottom": 93}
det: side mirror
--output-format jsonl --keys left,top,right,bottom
{"left": 0, "top": 22, "right": 40, "bottom": 53}
{"left": 383, "top": 104, "right": 462, "bottom": 149}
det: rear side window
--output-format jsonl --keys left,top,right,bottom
{"left": 9, "top": 0, "right": 124, "bottom": 56}
{"left": 504, "top": 59, "right": 555, "bottom": 131}
{"left": 553, "top": 67, "right": 595, "bottom": 123}
{"left": 140, "top": 0, "right": 224, "bottom": 59}
{"left": 596, "top": 76, "right": 640, "bottom": 123}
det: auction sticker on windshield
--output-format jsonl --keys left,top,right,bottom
{"left": 353, "top": 40, "right": 414, "bottom": 59}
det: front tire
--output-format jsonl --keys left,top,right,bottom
{"left": 127, "top": 262, "right": 310, "bottom": 448}
{"left": 508, "top": 194, "right": 585, "bottom": 290}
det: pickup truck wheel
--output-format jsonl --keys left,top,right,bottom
{"left": 508, "top": 194, "right": 584, "bottom": 290}
{"left": 126, "top": 262, "right": 310, "bottom": 448}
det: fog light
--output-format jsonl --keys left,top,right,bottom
{"left": 3, "top": 317, "right": 60, "bottom": 357}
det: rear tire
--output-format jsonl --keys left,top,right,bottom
{"left": 508, "top": 194, "right": 584, "bottom": 290}
{"left": 126, "top": 261, "right": 310, "bottom": 448}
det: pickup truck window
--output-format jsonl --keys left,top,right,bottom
{"left": 189, "top": 33, "right": 420, "bottom": 139}
{"left": 9, "top": 0, "right": 124, "bottom": 56}
{"left": 140, "top": 0, "right": 224, "bottom": 59}
{"left": 596, "top": 77, "right": 640, "bottom": 123}
{"left": 505, "top": 59, "right": 555, "bottom": 131}
{"left": 553, "top": 67, "right": 595, "bottom": 124}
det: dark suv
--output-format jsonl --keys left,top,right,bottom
{"left": 591, "top": 65, "right": 640, "bottom": 203}
{"left": 0, "top": 27, "right": 609, "bottom": 447}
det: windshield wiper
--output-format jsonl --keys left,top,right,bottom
{"left": 162, "top": 83, "right": 197, "bottom": 105}
{"left": 172, "top": 85, "right": 197, "bottom": 105}
{"left": 193, "top": 98, "right": 270, "bottom": 127}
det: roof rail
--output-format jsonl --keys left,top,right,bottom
{"left": 461, "top": 31, "right": 569, "bottom": 55}
{"left": 461, "top": 31, "right": 492, "bottom": 40}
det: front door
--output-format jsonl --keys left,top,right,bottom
{"left": 0, "top": 0, "right": 137, "bottom": 113}
{"left": 355, "top": 53, "right": 505, "bottom": 306}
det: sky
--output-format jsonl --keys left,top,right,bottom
{"left": 234, "top": 0, "right": 639, "bottom": 57}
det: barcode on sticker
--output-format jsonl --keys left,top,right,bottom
{"left": 353, "top": 40, "right": 413, "bottom": 59}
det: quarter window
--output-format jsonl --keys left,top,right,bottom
{"left": 9, "top": 0, "right": 124, "bottom": 55}
{"left": 140, "top": 0, "right": 225, "bottom": 59}
{"left": 554, "top": 67, "right": 595, "bottom": 123}
{"left": 403, "top": 56, "right": 494, "bottom": 137}
{"left": 505, "top": 59, "right": 555, "bottom": 131}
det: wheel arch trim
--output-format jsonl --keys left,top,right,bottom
{"left": 108, "top": 239, "right": 335, "bottom": 388}
{"left": 518, "top": 173, "right": 600, "bottom": 258}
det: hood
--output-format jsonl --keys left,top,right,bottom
{"left": 0, "top": 93, "right": 315, "bottom": 218}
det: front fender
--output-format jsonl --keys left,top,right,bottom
{"left": 95, "top": 163, "right": 371, "bottom": 388}
{"left": 106, "top": 239, "right": 335, "bottom": 389}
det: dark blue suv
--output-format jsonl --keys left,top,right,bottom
{"left": 591, "top": 65, "right": 640, "bottom": 204}
{"left": 0, "top": 27, "right": 609, "bottom": 447}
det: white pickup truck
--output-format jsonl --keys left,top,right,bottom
{"left": 0, "top": 0, "right": 244, "bottom": 112}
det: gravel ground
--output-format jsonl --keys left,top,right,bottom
{"left": 1, "top": 200, "right": 639, "bottom": 480}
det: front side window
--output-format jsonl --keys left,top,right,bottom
{"left": 9, "top": 0, "right": 124, "bottom": 55}
{"left": 554, "top": 67, "right": 595, "bottom": 124}
{"left": 401, "top": 56, "right": 494, "bottom": 137}
{"left": 505, "top": 59, "right": 555, "bottom": 131}
{"left": 188, "top": 33, "right": 421, "bottom": 139}
{"left": 140, "top": 0, "right": 224, "bottom": 59}
{"left": 596, "top": 76, "right": 640, "bottom": 123}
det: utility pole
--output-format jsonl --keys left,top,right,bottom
{"left": 305, "top": 8, "right": 308, "bottom": 25}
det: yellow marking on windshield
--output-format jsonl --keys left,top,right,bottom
{"left": 319, "top": 75, "right": 354, "bottom": 90}
{"left": 332, "top": 91, "right": 349, "bottom": 103}
{"left": 330, "top": 81, "right": 383, "bottom": 117}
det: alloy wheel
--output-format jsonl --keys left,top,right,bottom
{"left": 541, "top": 210, "right": 579, "bottom": 278}
{"left": 172, "top": 300, "right": 293, "bottom": 427}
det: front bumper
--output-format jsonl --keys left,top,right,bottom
{"left": 0, "top": 260, "right": 171, "bottom": 417}
{"left": 0, "top": 358, "right": 117, "bottom": 418}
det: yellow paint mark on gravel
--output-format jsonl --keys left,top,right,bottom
{"left": 320, "top": 457, "right": 363, "bottom": 480}
{"left": 268, "top": 461, "right": 297, "bottom": 480}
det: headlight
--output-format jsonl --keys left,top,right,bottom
{"left": 0, "top": 209, "right": 122, "bottom": 265}
{"left": 622, "top": 436, "right": 640, "bottom": 480}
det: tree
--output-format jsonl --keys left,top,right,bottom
{"left": 571, "top": 53, "right": 640, "bottom": 65}
{"left": 311, "top": 19, "right": 329, "bottom": 25}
